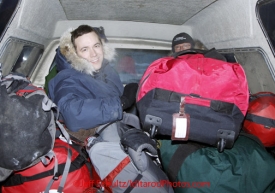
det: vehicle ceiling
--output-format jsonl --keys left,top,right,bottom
{"left": 59, "top": 0, "right": 217, "bottom": 25}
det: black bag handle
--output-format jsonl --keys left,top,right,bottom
{"left": 173, "top": 49, "right": 204, "bottom": 58}
{"left": 167, "top": 142, "right": 205, "bottom": 182}
{"left": 249, "top": 92, "right": 275, "bottom": 102}
{"left": 173, "top": 48, "right": 227, "bottom": 62}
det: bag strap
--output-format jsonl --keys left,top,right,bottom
{"left": 0, "top": 73, "right": 73, "bottom": 193}
{"left": 124, "top": 174, "right": 143, "bottom": 193}
{"left": 239, "top": 132, "right": 265, "bottom": 148}
{"left": 2, "top": 149, "right": 86, "bottom": 187}
{"left": 166, "top": 133, "right": 264, "bottom": 182}
{"left": 173, "top": 49, "right": 203, "bottom": 58}
{"left": 22, "top": 82, "right": 72, "bottom": 193}
{"left": 173, "top": 48, "right": 226, "bottom": 61}
{"left": 249, "top": 92, "right": 275, "bottom": 102}
{"left": 167, "top": 142, "right": 205, "bottom": 182}
{"left": 245, "top": 113, "right": 275, "bottom": 128}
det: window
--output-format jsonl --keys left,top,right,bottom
{"left": 0, "top": 37, "right": 44, "bottom": 77}
{"left": 257, "top": 0, "right": 275, "bottom": 56}
{"left": 219, "top": 47, "right": 275, "bottom": 94}
{"left": 47, "top": 48, "right": 170, "bottom": 85}
{"left": 0, "top": 0, "right": 20, "bottom": 42}
{"left": 111, "top": 48, "right": 170, "bottom": 84}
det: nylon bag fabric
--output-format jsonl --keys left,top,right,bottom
{"left": 0, "top": 73, "right": 73, "bottom": 193}
{"left": 243, "top": 92, "right": 275, "bottom": 147}
{"left": 137, "top": 52, "right": 249, "bottom": 150}
{"left": 159, "top": 135, "right": 275, "bottom": 193}
{"left": 0, "top": 74, "right": 55, "bottom": 180}
{"left": 1, "top": 139, "right": 93, "bottom": 193}
{"left": 86, "top": 116, "right": 174, "bottom": 193}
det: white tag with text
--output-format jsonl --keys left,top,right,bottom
{"left": 175, "top": 117, "right": 187, "bottom": 138}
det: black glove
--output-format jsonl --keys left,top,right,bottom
{"left": 120, "top": 83, "right": 138, "bottom": 110}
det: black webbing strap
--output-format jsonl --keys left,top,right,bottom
{"left": 3, "top": 148, "right": 86, "bottom": 187}
{"left": 124, "top": 173, "right": 143, "bottom": 193}
{"left": 153, "top": 88, "right": 182, "bottom": 103}
{"left": 173, "top": 48, "right": 226, "bottom": 62}
{"left": 167, "top": 142, "right": 204, "bottom": 182}
{"left": 249, "top": 92, "right": 275, "bottom": 102}
{"left": 153, "top": 88, "right": 234, "bottom": 114}
{"left": 246, "top": 113, "right": 275, "bottom": 128}
{"left": 97, "top": 121, "right": 115, "bottom": 136}
{"left": 239, "top": 132, "right": 265, "bottom": 148}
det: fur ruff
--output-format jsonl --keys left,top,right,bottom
{"left": 59, "top": 28, "right": 116, "bottom": 75}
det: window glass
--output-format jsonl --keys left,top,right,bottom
{"left": 257, "top": 0, "right": 275, "bottom": 55}
{"left": 219, "top": 47, "right": 275, "bottom": 94}
{"left": 111, "top": 49, "right": 170, "bottom": 84}
{"left": 0, "top": 0, "right": 20, "bottom": 41}
{"left": 0, "top": 37, "right": 44, "bottom": 77}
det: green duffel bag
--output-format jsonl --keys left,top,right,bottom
{"left": 159, "top": 134, "right": 275, "bottom": 193}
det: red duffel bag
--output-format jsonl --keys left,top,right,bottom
{"left": 1, "top": 139, "right": 93, "bottom": 193}
{"left": 243, "top": 92, "right": 275, "bottom": 147}
{"left": 136, "top": 49, "right": 249, "bottom": 152}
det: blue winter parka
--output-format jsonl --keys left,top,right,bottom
{"left": 48, "top": 48, "right": 124, "bottom": 132}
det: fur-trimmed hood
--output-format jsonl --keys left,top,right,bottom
{"left": 57, "top": 28, "right": 116, "bottom": 75}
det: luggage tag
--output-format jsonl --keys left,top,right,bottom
{"left": 171, "top": 97, "right": 190, "bottom": 141}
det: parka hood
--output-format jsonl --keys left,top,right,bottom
{"left": 58, "top": 28, "right": 116, "bottom": 75}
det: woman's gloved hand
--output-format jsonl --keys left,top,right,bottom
{"left": 120, "top": 83, "right": 138, "bottom": 110}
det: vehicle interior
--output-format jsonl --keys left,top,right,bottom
{"left": 1, "top": 0, "right": 275, "bottom": 192}
{"left": 1, "top": 0, "right": 275, "bottom": 95}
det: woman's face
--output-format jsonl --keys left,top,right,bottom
{"left": 74, "top": 31, "right": 104, "bottom": 70}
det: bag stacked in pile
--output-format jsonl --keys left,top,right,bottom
{"left": 0, "top": 73, "right": 93, "bottom": 193}
{"left": 136, "top": 49, "right": 249, "bottom": 152}
{"left": 158, "top": 134, "right": 275, "bottom": 193}
{"left": 136, "top": 49, "right": 275, "bottom": 193}
{"left": 86, "top": 113, "right": 174, "bottom": 193}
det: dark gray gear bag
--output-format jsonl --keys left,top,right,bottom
{"left": 86, "top": 113, "right": 174, "bottom": 193}
{"left": 0, "top": 73, "right": 71, "bottom": 193}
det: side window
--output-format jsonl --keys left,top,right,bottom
{"left": 219, "top": 47, "right": 275, "bottom": 94}
{"left": 0, "top": 37, "right": 44, "bottom": 77}
{"left": 257, "top": 0, "right": 275, "bottom": 56}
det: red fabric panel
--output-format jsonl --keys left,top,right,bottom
{"left": 137, "top": 54, "right": 249, "bottom": 115}
{"left": 2, "top": 139, "right": 92, "bottom": 193}
{"left": 244, "top": 121, "right": 275, "bottom": 147}
{"left": 243, "top": 92, "right": 275, "bottom": 147}
{"left": 92, "top": 156, "right": 131, "bottom": 193}
{"left": 105, "top": 156, "right": 131, "bottom": 183}
{"left": 185, "top": 96, "right": 211, "bottom": 107}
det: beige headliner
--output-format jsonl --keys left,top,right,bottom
{"left": 59, "top": 0, "right": 216, "bottom": 25}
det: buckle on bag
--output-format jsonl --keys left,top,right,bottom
{"left": 144, "top": 115, "right": 162, "bottom": 138}
{"left": 217, "top": 129, "right": 235, "bottom": 153}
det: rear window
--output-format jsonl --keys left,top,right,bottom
{"left": 48, "top": 48, "right": 171, "bottom": 85}
{"left": 111, "top": 48, "right": 170, "bottom": 84}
